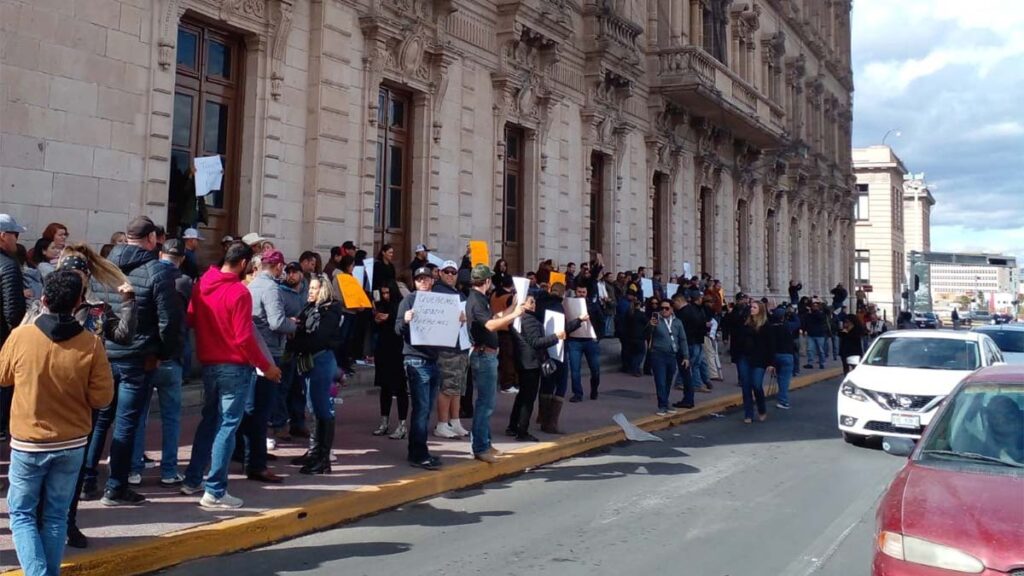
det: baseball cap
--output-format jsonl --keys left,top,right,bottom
{"left": 735, "top": 291, "right": 747, "bottom": 301}
{"left": 126, "top": 216, "right": 157, "bottom": 239}
{"left": 285, "top": 261, "right": 302, "bottom": 273}
{"left": 261, "top": 249, "right": 285, "bottom": 266}
{"left": 241, "top": 232, "right": 266, "bottom": 246}
{"left": 182, "top": 228, "right": 204, "bottom": 240}
{"left": 441, "top": 260, "right": 458, "bottom": 272}
{"left": 415, "top": 243, "right": 428, "bottom": 253}
{"left": 471, "top": 264, "right": 493, "bottom": 281}
{"left": 221, "top": 235, "right": 235, "bottom": 244}
{"left": 161, "top": 238, "right": 185, "bottom": 256}
{"left": 413, "top": 266, "right": 432, "bottom": 279}
{"left": 342, "top": 240, "right": 357, "bottom": 250}
{"left": 0, "top": 214, "right": 27, "bottom": 234}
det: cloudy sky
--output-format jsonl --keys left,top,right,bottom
{"left": 851, "top": 0, "right": 1024, "bottom": 260}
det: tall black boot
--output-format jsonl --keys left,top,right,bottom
{"left": 515, "top": 397, "right": 539, "bottom": 441}
{"left": 541, "top": 396, "right": 565, "bottom": 434}
{"left": 291, "top": 417, "right": 318, "bottom": 466}
{"left": 300, "top": 418, "right": 333, "bottom": 475}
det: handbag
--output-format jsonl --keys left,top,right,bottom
{"left": 764, "top": 369, "right": 779, "bottom": 397}
{"left": 541, "top": 358, "right": 558, "bottom": 377}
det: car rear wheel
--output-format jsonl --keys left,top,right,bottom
{"left": 843, "top": 432, "right": 867, "bottom": 446}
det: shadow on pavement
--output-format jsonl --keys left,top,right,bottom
{"left": 356, "top": 502, "right": 514, "bottom": 528}
{"left": 160, "top": 541, "right": 414, "bottom": 576}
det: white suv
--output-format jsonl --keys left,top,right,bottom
{"left": 837, "top": 331, "right": 1004, "bottom": 444}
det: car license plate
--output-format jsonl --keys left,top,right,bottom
{"left": 892, "top": 414, "right": 920, "bottom": 429}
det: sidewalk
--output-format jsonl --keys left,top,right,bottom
{"left": 0, "top": 346, "right": 843, "bottom": 576}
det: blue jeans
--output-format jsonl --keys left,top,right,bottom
{"left": 238, "top": 363, "right": 277, "bottom": 474}
{"left": 737, "top": 357, "right": 766, "bottom": 419}
{"left": 132, "top": 360, "right": 183, "bottom": 480}
{"left": 305, "top": 350, "right": 336, "bottom": 421}
{"left": 8, "top": 447, "right": 85, "bottom": 576}
{"left": 649, "top": 350, "right": 678, "bottom": 410}
{"left": 470, "top": 351, "right": 499, "bottom": 455}
{"left": 183, "top": 364, "right": 253, "bottom": 498}
{"left": 539, "top": 360, "right": 568, "bottom": 397}
{"left": 773, "top": 353, "right": 794, "bottom": 406}
{"left": 105, "top": 361, "right": 156, "bottom": 492}
{"left": 809, "top": 336, "right": 826, "bottom": 367}
{"left": 566, "top": 339, "right": 600, "bottom": 397}
{"left": 404, "top": 356, "right": 439, "bottom": 462}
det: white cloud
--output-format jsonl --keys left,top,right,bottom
{"left": 963, "top": 121, "right": 1024, "bottom": 142}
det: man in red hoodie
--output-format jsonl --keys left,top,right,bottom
{"left": 180, "top": 242, "right": 281, "bottom": 509}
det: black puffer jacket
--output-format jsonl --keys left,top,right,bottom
{"left": 512, "top": 312, "right": 582, "bottom": 370}
{"left": 0, "top": 251, "right": 27, "bottom": 347}
{"left": 91, "top": 244, "right": 182, "bottom": 361}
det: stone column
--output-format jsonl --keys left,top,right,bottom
{"left": 690, "top": 0, "right": 702, "bottom": 47}
{"left": 717, "top": 171, "right": 736, "bottom": 293}
{"left": 671, "top": 0, "right": 684, "bottom": 46}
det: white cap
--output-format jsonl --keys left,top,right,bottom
{"left": 241, "top": 232, "right": 266, "bottom": 246}
{"left": 182, "top": 228, "right": 204, "bottom": 240}
{"left": 415, "top": 243, "right": 428, "bottom": 253}
{"left": 441, "top": 260, "right": 458, "bottom": 271}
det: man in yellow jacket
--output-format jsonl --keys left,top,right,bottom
{"left": 0, "top": 270, "right": 114, "bottom": 575}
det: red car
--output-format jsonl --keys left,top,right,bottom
{"left": 873, "top": 365, "right": 1024, "bottom": 575}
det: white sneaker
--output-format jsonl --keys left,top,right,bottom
{"left": 501, "top": 386, "right": 519, "bottom": 395}
{"left": 127, "top": 473, "right": 142, "bottom": 486}
{"left": 160, "top": 473, "right": 186, "bottom": 486}
{"left": 449, "top": 419, "right": 470, "bottom": 437}
{"left": 199, "top": 492, "right": 243, "bottom": 509}
{"left": 433, "top": 422, "right": 458, "bottom": 439}
{"left": 266, "top": 437, "right": 277, "bottom": 451}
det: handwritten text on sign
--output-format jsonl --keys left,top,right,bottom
{"left": 410, "top": 292, "right": 462, "bottom": 347}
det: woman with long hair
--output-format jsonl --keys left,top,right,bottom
{"left": 733, "top": 300, "right": 773, "bottom": 424}
{"left": 42, "top": 222, "right": 69, "bottom": 247}
{"left": 30, "top": 237, "right": 62, "bottom": 277}
{"left": 766, "top": 307, "right": 797, "bottom": 410}
{"left": 372, "top": 243, "right": 398, "bottom": 294}
{"left": 289, "top": 273, "right": 343, "bottom": 474}
{"left": 492, "top": 258, "right": 510, "bottom": 290}
{"left": 53, "top": 243, "right": 136, "bottom": 549}
{"left": 371, "top": 283, "right": 408, "bottom": 439}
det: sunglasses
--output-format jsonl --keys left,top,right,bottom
{"left": 441, "top": 269, "right": 457, "bottom": 275}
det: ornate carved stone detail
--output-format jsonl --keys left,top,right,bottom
{"left": 269, "top": 0, "right": 294, "bottom": 101}
{"left": 157, "top": 0, "right": 184, "bottom": 70}
{"left": 785, "top": 53, "right": 806, "bottom": 87}
{"left": 361, "top": 0, "right": 459, "bottom": 126}
{"left": 733, "top": 140, "right": 761, "bottom": 199}
{"left": 730, "top": 2, "right": 762, "bottom": 43}
{"left": 492, "top": 21, "right": 564, "bottom": 140}
{"left": 761, "top": 30, "right": 785, "bottom": 65}
{"left": 220, "top": 0, "right": 266, "bottom": 21}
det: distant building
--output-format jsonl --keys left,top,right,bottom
{"left": 902, "top": 175, "right": 934, "bottom": 254}
{"left": 925, "top": 253, "right": 1019, "bottom": 313}
{"left": 853, "top": 145, "right": 909, "bottom": 319}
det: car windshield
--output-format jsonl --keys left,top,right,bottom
{"left": 918, "top": 384, "right": 1024, "bottom": 469}
{"left": 977, "top": 330, "right": 1024, "bottom": 353}
{"left": 862, "top": 337, "right": 980, "bottom": 370}
{"left": 924, "top": 313, "right": 937, "bottom": 320}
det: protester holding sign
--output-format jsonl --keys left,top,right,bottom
{"left": 565, "top": 284, "right": 605, "bottom": 403}
{"left": 432, "top": 261, "right": 470, "bottom": 439}
{"left": 465, "top": 264, "right": 525, "bottom": 464}
{"left": 395, "top": 267, "right": 447, "bottom": 470}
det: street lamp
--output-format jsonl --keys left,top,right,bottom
{"left": 882, "top": 129, "right": 901, "bottom": 146}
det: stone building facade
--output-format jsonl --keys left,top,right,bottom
{"left": 852, "top": 145, "right": 906, "bottom": 318}
{"left": 902, "top": 176, "right": 933, "bottom": 255}
{"left": 0, "top": 0, "right": 855, "bottom": 298}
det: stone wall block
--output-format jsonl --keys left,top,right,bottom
{"left": 64, "top": 114, "right": 113, "bottom": 148}
{"left": 97, "top": 87, "right": 143, "bottom": 124}
{"left": 93, "top": 148, "right": 143, "bottom": 181}
{"left": 52, "top": 173, "right": 101, "bottom": 209}
{"left": 43, "top": 141, "right": 95, "bottom": 177}
{"left": 106, "top": 29, "right": 150, "bottom": 68}
{"left": 74, "top": 0, "right": 121, "bottom": 29}
{"left": 86, "top": 209, "right": 130, "bottom": 243}
{"left": 1, "top": 167, "right": 54, "bottom": 206}
{"left": 48, "top": 77, "right": 99, "bottom": 116}
{"left": 1, "top": 134, "right": 46, "bottom": 170}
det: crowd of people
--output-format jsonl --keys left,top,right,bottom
{"left": 0, "top": 211, "right": 888, "bottom": 575}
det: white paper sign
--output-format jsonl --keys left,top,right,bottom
{"left": 459, "top": 302, "right": 471, "bottom": 351}
{"left": 667, "top": 283, "right": 679, "bottom": 298}
{"left": 352, "top": 266, "right": 366, "bottom": 289}
{"left": 641, "top": 278, "right": 654, "bottom": 300}
{"left": 427, "top": 253, "right": 446, "bottom": 268}
{"left": 363, "top": 258, "right": 375, "bottom": 289}
{"left": 597, "top": 282, "right": 609, "bottom": 300}
{"left": 544, "top": 310, "right": 565, "bottom": 362}
{"left": 683, "top": 262, "right": 692, "bottom": 279}
{"left": 564, "top": 297, "right": 597, "bottom": 339}
{"left": 410, "top": 291, "right": 462, "bottom": 347}
{"left": 512, "top": 276, "right": 530, "bottom": 331}
{"left": 193, "top": 155, "right": 223, "bottom": 198}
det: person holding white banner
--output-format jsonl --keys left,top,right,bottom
{"left": 394, "top": 267, "right": 447, "bottom": 471}
{"left": 431, "top": 261, "right": 470, "bottom": 439}
{"left": 507, "top": 295, "right": 576, "bottom": 441}
{"left": 566, "top": 284, "right": 605, "bottom": 403}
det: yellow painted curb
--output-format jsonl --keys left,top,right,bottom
{"left": 3, "top": 368, "right": 841, "bottom": 576}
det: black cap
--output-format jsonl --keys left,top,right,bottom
{"left": 413, "top": 266, "right": 432, "bottom": 279}
{"left": 126, "top": 216, "right": 157, "bottom": 239}
{"left": 285, "top": 261, "right": 302, "bottom": 273}
{"left": 342, "top": 240, "right": 357, "bottom": 250}
{"left": 161, "top": 238, "right": 185, "bottom": 256}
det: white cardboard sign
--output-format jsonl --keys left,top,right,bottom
{"left": 410, "top": 291, "right": 462, "bottom": 347}
{"left": 564, "top": 297, "right": 596, "bottom": 339}
{"left": 544, "top": 310, "right": 565, "bottom": 362}
{"left": 193, "top": 155, "right": 223, "bottom": 198}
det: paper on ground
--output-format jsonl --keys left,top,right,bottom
{"left": 544, "top": 310, "right": 565, "bottom": 362}
{"left": 193, "top": 155, "right": 223, "bottom": 198}
{"left": 613, "top": 413, "right": 662, "bottom": 442}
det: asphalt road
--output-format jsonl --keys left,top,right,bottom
{"left": 161, "top": 377, "right": 905, "bottom": 576}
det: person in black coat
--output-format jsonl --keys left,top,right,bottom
{"left": 507, "top": 295, "right": 579, "bottom": 441}
{"left": 731, "top": 301, "right": 774, "bottom": 423}
{"left": 838, "top": 316, "right": 866, "bottom": 374}
{"left": 371, "top": 283, "right": 407, "bottom": 439}
{"left": 0, "top": 217, "right": 27, "bottom": 443}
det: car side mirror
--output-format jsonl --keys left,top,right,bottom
{"left": 882, "top": 436, "right": 916, "bottom": 458}
{"left": 846, "top": 355, "right": 860, "bottom": 366}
